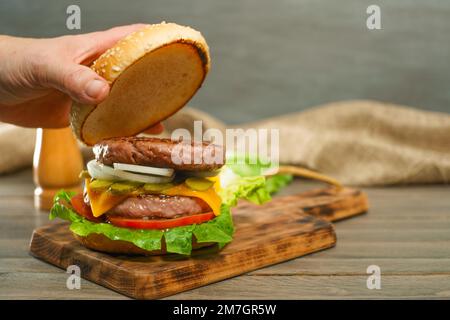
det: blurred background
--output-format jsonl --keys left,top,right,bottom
{"left": 1, "top": 0, "right": 449, "bottom": 124}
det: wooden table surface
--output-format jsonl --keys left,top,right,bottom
{"left": 1, "top": 169, "right": 450, "bottom": 299}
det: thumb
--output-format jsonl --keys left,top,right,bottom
{"left": 45, "top": 61, "right": 110, "bottom": 104}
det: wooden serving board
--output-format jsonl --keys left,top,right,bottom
{"left": 29, "top": 187, "right": 368, "bottom": 299}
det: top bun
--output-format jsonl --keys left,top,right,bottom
{"left": 70, "top": 22, "right": 210, "bottom": 146}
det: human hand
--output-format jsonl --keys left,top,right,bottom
{"left": 0, "top": 24, "right": 163, "bottom": 134}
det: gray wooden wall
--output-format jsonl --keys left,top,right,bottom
{"left": 1, "top": 0, "right": 449, "bottom": 124}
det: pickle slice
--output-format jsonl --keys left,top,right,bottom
{"left": 109, "top": 181, "right": 143, "bottom": 194}
{"left": 143, "top": 182, "right": 175, "bottom": 193}
{"left": 79, "top": 170, "right": 91, "bottom": 179}
{"left": 185, "top": 177, "right": 214, "bottom": 191}
{"left": 89, "top": 179, "right": 113, "bottom": 191}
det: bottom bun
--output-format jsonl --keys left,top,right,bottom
{"left": 73, "top": 233, "right": 215, "bottom": 255}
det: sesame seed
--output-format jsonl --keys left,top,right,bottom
{"left": 112, "top": 66, "right": 121, "bottom": 72}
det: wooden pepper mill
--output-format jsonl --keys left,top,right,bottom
{"left": 33, "top": 127, "right": 84, "bottom": 210}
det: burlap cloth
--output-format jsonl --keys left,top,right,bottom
{"left": 1, "top": 100, "right": 449, "bottom": 186}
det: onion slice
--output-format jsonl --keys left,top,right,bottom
{"left": 86, "top": 160, "right": 174, "bottom": 184}
{"left": 113, "top": 168, "right": 174, "bottom": 184}
{"left": 87, "top": 160, "right": 116, "bottom": 180}
{"left": 113, "top": 163, "right": 174, "bottom": 177}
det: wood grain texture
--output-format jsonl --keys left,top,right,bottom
{"left": 165, "top": 275, "right": 450, "bottom": 300}
{"left": 236, "top": 187, "right": 368, "bottom": 222}
{"left": 26, "top": 188, "right": 366, "bottom": 299}
{"left": 26, "top": 187, "right": 370, "bottom": 299}
{"left": 2, "top": 169, "right": 449, "bottom": 299}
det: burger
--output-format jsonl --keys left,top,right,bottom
{"left": 50, "top": 22, "right": 290, "bottom": 255}
{"left": 51, "top": 136, "right": 231, "bottom": 255}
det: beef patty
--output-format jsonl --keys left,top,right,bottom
{"left": 93, "top": 137, "right": 224, "bottom": 171}
{"left": 107, "top": 194, "right": 211, "bottom": 219}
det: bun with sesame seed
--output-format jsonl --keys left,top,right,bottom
{"left": 70, "top": 22, "right": 210, "bottom": 146}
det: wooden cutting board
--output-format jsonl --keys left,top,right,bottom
{"left": 29, "top": 187, "right": 368, "bottom": 299}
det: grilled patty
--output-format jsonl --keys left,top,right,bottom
{"left": 93, "top": 137, "right": 224, "bottom": 171}
{"left": 107, "top": 194, "right": 211, "bottom": 219}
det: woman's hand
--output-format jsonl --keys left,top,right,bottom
{"left": 0, "top": 24, "right": 162, "bottom": 133}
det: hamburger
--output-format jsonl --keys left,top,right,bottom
{"left": 49, "top": 22, "right": 237, "bottom": 255}
{"left": 58, "top": 136, "right": 228, "bottom": 255}
{"left": 50, "top": 22, "right": 290, "bottom": 255}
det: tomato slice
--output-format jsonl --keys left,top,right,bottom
{"left": 70, "top": 194, "right": 103, "bottom": 222}
{"left": 107, "top": 212, "right": 216, "bottom": 230}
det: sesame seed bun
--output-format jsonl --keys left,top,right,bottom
{"left": 70, "top": 22, "right": 210, "bottom": 146}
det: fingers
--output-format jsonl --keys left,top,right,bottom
{"left": 75, "top": 24, "right": 147, "bottom": 63}
{"left": 45, "top": 24, "right": 147, "bottom": 104}
{"left": 45, "top": 62, "right": 110, "bottom": 104}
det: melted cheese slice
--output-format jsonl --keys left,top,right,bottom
{"left": 162, "top": 184, "right": 222, "bottom": 216}
{"left": 85, "top": 179, "right": 128, "bottom": 217}
{"left": 85, "top": 179, "right": 222, "bottom": 217}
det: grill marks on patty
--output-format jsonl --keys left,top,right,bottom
{"left": 93, "top": 137, "right": 224, "bottom": 171}
{"left": 107, "top": 194, "right": 211, "bottom": 219}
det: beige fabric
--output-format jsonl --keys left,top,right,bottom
{"left": 165, "top": 101, "right": 450, "bottom": 186}
{"left": 0, "top": 124, "right": 36, "bottom": 174}
{"left": 1, "top": 100, "right": 450, "bottom": 186}
{"left": 244, "top": 100, "right": 450, "bottom": 186}
{"left": 0, "top": 125, "right": 93, "bottom": 174}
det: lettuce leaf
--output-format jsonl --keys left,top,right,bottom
{"left": 164, "top": 225, "right": 194, "bottom": 255}
{"left": 50, "top": 192, "right": 234, "bottom": 255}
{"left": 265, "top": 174, "right": 293, "bottom": 194}
{"left": 219, "top": 175, "right": 270, "bottom": 207}
{"left": 226, "top": 154, "right": 275, "bottom": 177}
{"left": 224, "top": 154, "right": 293, "bottom": 202}
{"left": 219, "top": 167, "right": 293, "bottom": 206}
{"left": 193, "top": 205, "right": 234, "bottom": 249}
